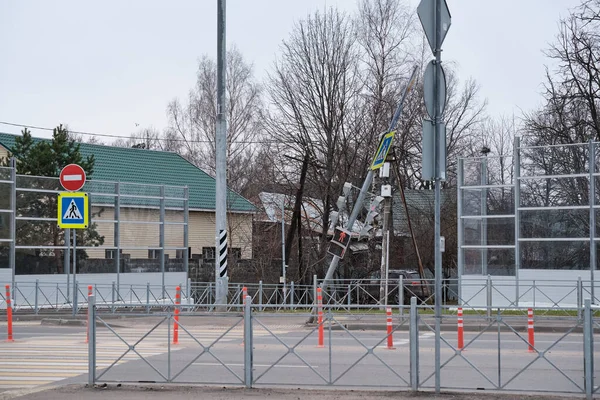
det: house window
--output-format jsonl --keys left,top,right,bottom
{"left": 231, "top": 248, "right": 241, "bottom": 259}
{"left": 105, "top": 249, "right": 122, "bottom": 259}
{"left": 148, "top": 249, "right": 160, "bottom": 259}
{"left": 176, "top": 248, "right": 191, "bottom": 259}
{"left": 202, "top": 247, "right": 216, "bottom": 260}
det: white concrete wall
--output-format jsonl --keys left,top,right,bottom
{"left": 461, "top": 269, "right": 596, "bottom": 308}
{"left": 0, "top": 272, "right": 187, "bottom": 310}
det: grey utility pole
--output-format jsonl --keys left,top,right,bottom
{"left": 215, "top": 0, "right": 229, "bottom": 305}
{"left": 379, "top": 163, "right": 392, "bottom": 305}
{"left": 418, "top": 0, "right": 451, "bottom": 394}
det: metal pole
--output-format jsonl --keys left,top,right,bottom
{"left": 258, "top": 280, "right": 263, "bottom": 312}
{"left": 73, "top": 281, "right": 78, "bottom": 316}
{"left": 281, "top": 197, "right": 286, "bottom": 295}
{"left": 215, "top": 0, "right": 229, "bottom": 306}
{"left": 146, "top": 282, "right": 151, "bottom": 314}
{"left": 111, "top": 281, "right": 116, "bottom": 313}
{"left": 380, "top": 170, "right": 391, "bottom": 305}
{"left": 65, "top": 228, "right": 70, "bottom": 302}
{"left": 35, "top": 279, "right": 39, "bottom": 314}
{"left": 115, "top": 182, "right": 120, "bottom": 299}
{"left": 399, "top": 276, "right": 404, "bottom": 317}
{"left": 160, "top": 185, "right": 165, "bottom": 299}
{"left": 457, "top": 158, "right": 464, "bottom": 305}
{"left": 244, "top": 296, "right": 253, "bottom": 388}
{"left": 482, "top": 156, "right": 488, "bottom": 275}
{"left": 88, "top": 294, "right": 96, "bottom": 385}
{"left": 9, "top": 158, "right": 16, "bottom": 292}
{"left": 322, "top": 66, "right": 419, "bottom": 289}
{"left": 514, "top": 137, "right": 521, "bottom": 306}
{"left": 409, "top": 296, "right": 419, "bottom": 391}
{"left": 433, "top": 0, "right": 443, "bottom": 392}
{"left": 487, "top": 274, "right": 492, "bottom": 319}
{"left": 589, "top": 141, "right": 596, "bottom": 303}
{"left": 73, "top": 229, "right": 77, "bottom": 309}
{"left": 184, "top": 187, "right": 189, "bottom": 278}
{"left": 187, "top": 277, "right": 191, "bottom": 304}
{"left": 578, "top": 276, "right": 583, "bottom": 320}
{"left": 584, "top": 298, "right": 593, "bottom": 400}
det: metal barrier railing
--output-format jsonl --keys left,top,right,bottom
{"left": 86, "top": 295, "right": 598, "bottom": 398}
{"left": 2, "top": 278, "right": 597, "bottom": 318}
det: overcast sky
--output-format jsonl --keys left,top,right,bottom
{"left": 0, "top": 0, "right": 581, "bottom": 142}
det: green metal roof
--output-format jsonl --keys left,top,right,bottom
{"left": 0, "top": 132, "right": 256, "bottom": 213}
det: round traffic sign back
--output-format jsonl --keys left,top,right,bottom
{"left": 59, "top": 164, "right": 86, "bottom": 191}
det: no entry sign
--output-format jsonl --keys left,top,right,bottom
{"left": 59, "top": 164, "right": 86, "bottom": 191}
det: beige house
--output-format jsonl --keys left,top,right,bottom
{"left": 0, "top": 132, "right": 255, "bottom": 265}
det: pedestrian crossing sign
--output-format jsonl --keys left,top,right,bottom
{"left": 57, "top": 192, "right": 89, "bottom": 229}
{"left": 371, "top": 130, "right": 396, "bottom": 170}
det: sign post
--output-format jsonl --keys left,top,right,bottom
{"left": 58, "top": 164, "right": 88, "bottom": 306}
{"left": 418, "top": 0, "right": 451, "bottom": 394}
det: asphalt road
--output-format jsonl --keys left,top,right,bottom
{"left": 0, "top": 315, "right": 595, "bottom": 398}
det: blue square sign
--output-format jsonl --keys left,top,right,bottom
{"left": 57, "top": 192, "right": 89, "bottom": 229}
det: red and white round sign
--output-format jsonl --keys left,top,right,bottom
{"left": 59, "top": 164, "right": 86, "bottom": 191}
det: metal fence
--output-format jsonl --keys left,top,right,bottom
{"left": 3, "top": 277, "right": 599, "bottom": 316}
{"left": 458, "top": 138, "right": 600, "bottom": 306}
{"left": 0, "top": 159, "right": 189, "bottom": 304}
{"left": 86, "top": 295, "right": 599, "bottom": 398}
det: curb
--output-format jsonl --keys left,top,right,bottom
{"left": 41, "top": 318, "right": 86, "bottom": 327}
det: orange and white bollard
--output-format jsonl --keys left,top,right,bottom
{"left": 173, "top": 286, "right": 181, "bottom": 345}
{"left": 317, "top": 287, "right": 324, "bottom": 348}
{"left": 86, "top": 285, "right": 93, "bottom": 343}
{"left": 386, "top": 307, "right": 395, "bottom": 350}
{"left": 243, "top": 287, "right": 248, "bottom": 305}
{"left": 457, "top": 307, "right": 464, "bottom": 350}
{"left": 528, "top": 308, "right": 535, "bottom": 352}
{"left": 5, "top": 285, "right": 13, "bottom": 342}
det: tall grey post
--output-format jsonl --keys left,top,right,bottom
{"left": 183, "top": 187, "right": 189, "bottom": 277}
{"left": 513, "top": 137, "right": 521, "bottom": 306}
{"left": 432, "top": 0, "right": 444, "bottom": 393}
{"left": 244, "top": 296, "right": 253, "bottom": 388}
{"left": 72, "top": 229, "right": 77, "bottom": 306}
{"left": 589, "top": 141, "right": 596, "bottom": 303}
{"left": 160, "top": 185, "right": 166, "bottom": 298}
{"left": 481, "top": 155, "right": 488, "bottom": 275}
{"left": 379, "top": 164, "right": 392, "bottom": 305}
{"left": 88, "top": 294, "right": 96, "bottom": 385}
{"left": 65, "top": 228, "right": 70, "bottom": 301}
{"left": 215, "top": 0, "right": 229, "bottom": 305}
{"left": 409, "top": 296, "right": 419, "bottom": 391}
{"left": 114, "top": 182, "right": 121, "bottom": 299}
{"left": 281, "top": 197, "right": 286, "bottom": 295}
{"left": 457, "top": 158, "right": 463, "bottom": 304}
{"left": 9, "top": 158, "right": 16, "bottom": 291}
{"left": 418, "top": 0, "right": 451, "bottom": 392}
{"left": 583, "top": 298, "right": 593, "bottom": 399}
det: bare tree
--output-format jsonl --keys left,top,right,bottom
{"left": 525, "top": 0, "right": 599, "bottom": 144}
{"left": 166, "top": 46, "right": 264, "bottom": 195}
{"left": 266, "top": 8, "right": 363, "bottom": 276}
{"left": 112, "top": 127, "right": 179, "bottom": 152}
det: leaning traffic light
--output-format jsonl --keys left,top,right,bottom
{"left": 359, "top": 196, "right": 384, "bottom": 238}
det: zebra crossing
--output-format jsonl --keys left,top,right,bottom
{"left": 0, "top": 326, "right": 247, "bottom": 390}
